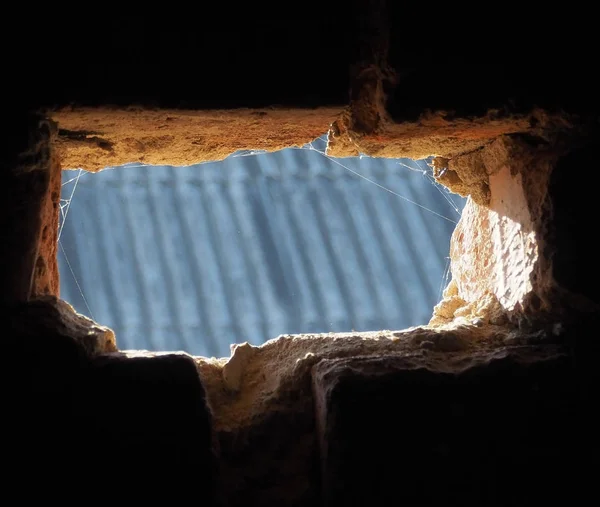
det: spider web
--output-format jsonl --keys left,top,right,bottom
{"left": 58, "top": 136, "right": 464, "bottom": 337}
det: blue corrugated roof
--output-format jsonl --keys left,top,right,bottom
{"left": 58, "top": 138, "right": 465, "bottom": 357}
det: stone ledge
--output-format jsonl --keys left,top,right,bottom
{"left": 51, "top": 107, "right": 344, "bottom": 171}
{"left": 50, "top": 106, "right": 580, "bottom": 173}
{"left": 326, "top": 108, "right": 576, "bottom": 161}
{"left": 5, "top": 306, "right": 596, "bottom": 504}
{"left": 195, "top": 323, "right": 567, "bottom": 505}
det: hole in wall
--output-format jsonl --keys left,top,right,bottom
{"left": 58, "top": 135, "right": 465, "bottom": 357}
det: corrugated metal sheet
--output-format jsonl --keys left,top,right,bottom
{"left": 58, "top": 138, "right": 465, "bottom": 357}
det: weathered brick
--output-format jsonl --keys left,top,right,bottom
{"left": 1, "top": 114, "right": 58, "bottom": 305}
{"left": 77, "top": 352, "right": 217, "bottom": 502}
{"left": 4, "top": 342, "right": 216, "bottom": 503}
{"left": 313, "top": 347, "right": 588, "bottom": 506}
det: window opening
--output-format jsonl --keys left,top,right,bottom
{"left": 58, "top": 135, "right": 465, "bottom": 357}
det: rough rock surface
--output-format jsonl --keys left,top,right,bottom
{"left": 51, "top": 107, "right": 343, "bottom": 171}
{"left": 31, "top": 126, "right": 61, "bottom": 297}
{"left": 431, "top": 133, "right": 599, "bottom": 326}
{"left": 326, "top": 108, "right": 574, "bottom": 161}
{"left": 50, "top": 107, "right": 578, "bottom": 172}
{"left": 1, "top": 115, "right": 60, "bottom": 304}
{"left": 196, "top": 323, "right": 554, "bottom": 505}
